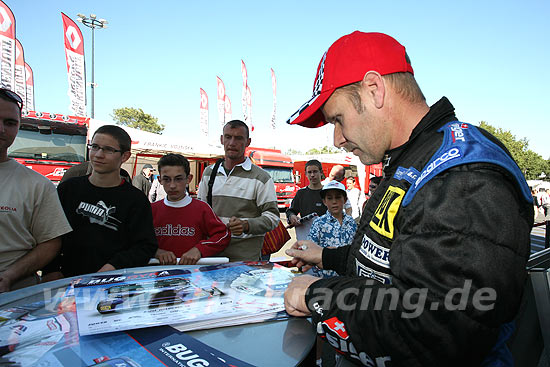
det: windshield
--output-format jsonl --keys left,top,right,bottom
{"left": 8, "top": 120, "right": 87, "bottom": 163}
{"left": 263, "top": 167, "right": 294, "bottom": 183}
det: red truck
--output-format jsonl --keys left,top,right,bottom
{"left": 8, "top": 111, "right": 89, "bottom": 185}
{"left": 245, "top": 147, "right": 299, "bottom": 209}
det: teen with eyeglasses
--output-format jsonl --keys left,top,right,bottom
{"left": 0, "top": 88, "right": 72, "bottom": 292}
{"left": 151, "top": 154, "right": 230, "bottom": 265}
{"left": 42, "top": 125, "right": 157, "bottom": 279}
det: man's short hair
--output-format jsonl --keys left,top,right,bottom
{"left": 305, "top": 159, "right": 322, "bottom": 172}
{"left": 92, "top": 125, "right": 131, "bottom": 153}
{"left": 224, "top": 120, "right": 249, "bottom": 139}
{"left": 158, "top": 153, "right": 190, "bottom": 176}
{"left": 0, "top": 88, "right": 23, "bottom": 112}
{"left": 304, "top": 159, "right": 323, "bottom": 175}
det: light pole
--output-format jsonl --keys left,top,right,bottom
{"left": 76, "top": 13, "right": 108, "bottom": 119}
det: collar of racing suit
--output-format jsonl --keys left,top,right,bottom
{"left": 382, "top": 97, "right": 457, "bottom": 177}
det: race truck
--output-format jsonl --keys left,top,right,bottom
{"left": 245, "top": 147, "right": 299, "bottom": 209}
{"left": 7, "top": 111, "right": 88, "bottom": 185}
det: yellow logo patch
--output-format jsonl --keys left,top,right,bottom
{"left": 369, "top": 186, "right": 405, "bottom": 239}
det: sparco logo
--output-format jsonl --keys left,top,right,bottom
{"left": 161, "top": 343, "right": 209, "bottom": 367}
{"left": 415, "top": 148, "right": 461, "bottom": 188}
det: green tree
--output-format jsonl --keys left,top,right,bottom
{"left": 306, "top": 146, "right": 344, "bottom": 154}
{"left": 111, "top": 107, "right": 165, "bottom": 134}
{"left": 285, "top": 148, "right": 303, "bottom": 155}
{"left": 479, "top": 121, "right": 549, "bottom": 179}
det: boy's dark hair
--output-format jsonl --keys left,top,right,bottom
{"left": 305, "top": 159, "right": 322, "bottom": 172}
{"left": 157, "top": 153, "right": 190, "bottom": 176}
{"left": 320, "top": 188, "right": 347, "bottom": 201}
{"left": 224, "top": 120, "right": 249, "bottom": 139}
{"left": 92, "top": 125, "right": 131, "bottom": 153}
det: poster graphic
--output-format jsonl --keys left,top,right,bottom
{"left": 74, "top": 262, "right": 295, "bottom": 336}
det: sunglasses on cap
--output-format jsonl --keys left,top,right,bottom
{"left": 0, "top": 88, "right": 23, "bottom": 110}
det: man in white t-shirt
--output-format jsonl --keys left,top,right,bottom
{"left": 0, "top": 88, "right": 72, "bottom": 292}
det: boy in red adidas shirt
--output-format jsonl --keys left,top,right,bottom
{"left": 152, "top": 154, "right": 230, "bottom": 265}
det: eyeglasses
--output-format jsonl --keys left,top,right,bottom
{"left": 0, "top": 88, "right": 23, "bottom": 110}
{"left": 160, "top": 176, "right": 187, "bottom": 184}
{"left": 87, "top": 143, "right": 123, "bottom": 155}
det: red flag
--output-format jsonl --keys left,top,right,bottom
{"left": 24, "top": 63, "right": 34, "bottom": 111}
{"left": 14, "top": 39, "right": 26, "bottom": 109}
{"left": 199, "top": 88, "right": 208, "bottom": 138}
{"left": 0, "top": 1, "right": 16, "bottom": 90}
{"left": 216, "top": 76, "right": 226, "bottom": 128}
{"left": 61, "top": 12, "right": 86, "bottom": 116}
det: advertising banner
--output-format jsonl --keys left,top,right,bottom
{"left": 241, "top": 59, "right": 248, "bottom": 122}
{"left": 246, "top": 85, "right": 253, "bottom": 132}
{"left": 216, "top": 76, "right": 225, "bottom": 128}
{"left": 14, "top": 39, "right": 26, "bottom": 109}
{"left": 0, "top": 0, "right": 16, "bottom": 91}
{"left": 61, "top": 12, "right": 86, "bottom": 116}
{"left": 199, "top": 88, "right": 208, "bottom": 138}
{"left": 271, "top": 68, "right": 277, "bottom": 130}
{"left": 24, "top": 62, "right": 34, "bottom": 111}
{"left": 224, "top": 94, "right": 231, "bottom": 122}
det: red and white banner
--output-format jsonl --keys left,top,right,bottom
{"left": 62, "top": 12, "right": 86, "bottom": 116}
{"left": 271, "top": 68, "right": 277, "bottom": 130}
{"left": 246, "top": 85, "right": 253, "bottom": 132}
{"left": 216, "top": 76, "right": 226, "bottom": 128}
{"left": 14, "top": 39, "right": 26, "bottom": 109}
{"left": 199, "top": 88, "right": 208, "bottom": 138}
{"left": 224, "top": 94, "right": 232, "bottom": 122}
{"left": 24, "top": 63, "right": 34, "bottom": 111}
{"left": 0, "top": 1, "right": 16, "bottom": 91}
{"left": 241, "top": 59, "right": 248, "bottom": 123}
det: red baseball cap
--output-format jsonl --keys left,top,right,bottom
{"left": 287, "top": 31, "right": 414, "bottom": 128}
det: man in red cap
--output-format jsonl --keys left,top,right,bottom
{"left": 284, "top": 31, "right": 533, "bottom": 366}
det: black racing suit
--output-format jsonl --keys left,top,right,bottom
{"left": 305, "top": 97, "right": 534, "bottom": 366}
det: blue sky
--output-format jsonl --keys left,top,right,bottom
{"left": 8, "top": 0, "right": 550, "bottom": 158}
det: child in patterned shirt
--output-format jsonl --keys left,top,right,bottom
{"left": 307, "top": 180, "right": 357, "bottom": 278}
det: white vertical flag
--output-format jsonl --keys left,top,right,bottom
{"left": 62, "top": 13, "right": 86, "bottom": 116}
{"left": 199, "top": 88, "right": 208, "bottom": 138}
{"left": 216, "top": 76, "right": 226, "bottom": 128}
{"left": 14, "top": 39, "right": 26, "bottom": 110}
{"left": 271, "top": 68, "right": 277, "bottom": 130}
{"left": 24, "top": 63, "right": 34, "bottom": 111}
{"left": 224, "top": 94, "right": 232, "bottom": 122}
{"left": 246, "top": 85, "right": 253, "bottom": 132}
{"left": 241, "top": 60, "right": 248, "bottom": 122}
{"left": 0, "top": 1, "right": 16, "bottom": 91}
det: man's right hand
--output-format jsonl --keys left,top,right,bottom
{"left": 288, "top": 214, "right": 301, "bottom": 227}
{"left": 285, "top": 240, "right": 323, "bottom": 272}
{"left": 156, "top": 249, "right": 177, "bottom": 265}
